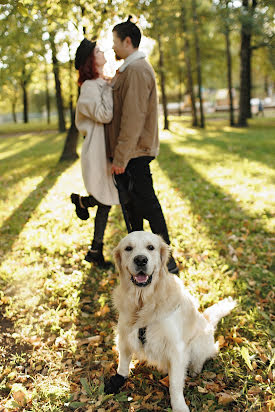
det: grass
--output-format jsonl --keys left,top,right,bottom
{"left": 0, "top": 120, "right": 59, "bottom": 136}
{"left": 0, "top": 117, "right": 274, "bottom": 411}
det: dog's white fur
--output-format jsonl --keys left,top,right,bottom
{"left": 113, "top": 231, "right": 236, "bottom": 412}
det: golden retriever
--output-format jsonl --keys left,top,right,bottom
{"left": 105, "top": 231, "right": 236, "bottom": 412}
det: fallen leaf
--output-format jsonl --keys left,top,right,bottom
{"left": 205, "top": 382, "right": 221, "bottom": 392}
{"left": 198, "top": 386, "right": 208, "bottom": 393}
{"left": 159, "top": 376, "right": 169, "bottom": 387}
{"left": 218, "top": 392, "right": 235, "bottom": 405}
{"left": 203, "top": 371, "right": 216, "bottom": 379}
{"left": 240, "top": 347, "right": 253, "bottom": 370}
{"left": 248, "top": 386, "right": 261, "bottom": 395}
{"left": 12, "top": 390, "right": 27, "bottom": 407}
{"left": 268, "top": 369, "right": 274, "bottom": 381}
{"left": 218, "top": 335, "right": 226, "bottom": 348}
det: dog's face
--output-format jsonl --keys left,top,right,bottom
{"left": 114, "top": 231, "right": 170, "bottom": 288}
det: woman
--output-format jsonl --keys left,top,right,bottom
{"left": 71, "top": 38, "right": 119, "bottom": 268}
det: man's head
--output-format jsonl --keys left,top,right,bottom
{"left": 112, "top": 16, "right": 141, "bottom": 60}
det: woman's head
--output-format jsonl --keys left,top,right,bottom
{"left": 75, "top": 39, "right": 106, "bottom": 85}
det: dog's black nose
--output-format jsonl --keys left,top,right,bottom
{"left": 134, "top": 255, "right": 148, "bottom": 267}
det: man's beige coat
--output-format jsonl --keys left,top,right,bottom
{"left": 75, "top": 78, "right": 119, "bottom": 205}
{"left": 105, "top": 58, "right": 159, "bottom": 169}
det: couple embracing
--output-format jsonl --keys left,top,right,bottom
{"left": 71, "top": 16, "right": 178, "bottom": 274}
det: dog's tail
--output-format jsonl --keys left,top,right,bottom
{"left": 203, "top": 297, "right": 236, "bottom": 328}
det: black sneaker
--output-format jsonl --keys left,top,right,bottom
{"left": 71, "top": 193, "right": 89, "bottom": 220}
{"left": 167, "top": 255, "right": 179, "bottom": 274}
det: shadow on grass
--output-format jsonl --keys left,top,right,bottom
{"left": 0, "top": 161, "right": 73, "bottom": 265}
{"left": 169, "top": 119, "right": 275, "bottom": 170}
{"left": 157, "top": 141, "right": 274, "bottom": 296}
{"left": 0, "top": 132, "right": 64, "bottom": 186}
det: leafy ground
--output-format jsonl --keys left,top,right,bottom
{"left": 0, "top": 117, "right": 274, "bottom": 411}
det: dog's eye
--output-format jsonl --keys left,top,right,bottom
{"left": 147, "top": 245, "right": 155, "bottom": 251}
{"left": 125, "top": 246, "right": 133, "bottom": 252}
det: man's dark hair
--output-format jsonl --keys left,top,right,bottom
{"left": 113, "top": 15, "right": 141, "bottom": 48}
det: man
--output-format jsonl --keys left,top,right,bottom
{"left": 105, "top": 16, "right": 178, "bottom": 274}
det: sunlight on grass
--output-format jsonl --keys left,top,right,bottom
{"left": 0, "top": 120, "right": 274, "bottom": 411}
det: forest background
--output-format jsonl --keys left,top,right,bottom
{"left": 1, "top": 0, "right": 275, "bottom": 157}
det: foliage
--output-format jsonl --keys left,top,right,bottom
{"left": 0, "top": 117, "right": 274, "bottom": 411}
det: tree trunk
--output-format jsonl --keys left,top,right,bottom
{"left": 178, "top": 68, "right": 182, "bottom": 116}
{"left": 49, "top": 32, "right": 66, "bottom": 132}
{"left": 264, "top": 75, "right": 268, "bottom": 96}
{"left": 69, "top": 57, "right": 74, "bottom": 124}
{"left": 247, "top": 45, "right": 252, "bottom": 118}
{"left": 21, "top": 67, "right": 28, "bottom": 123}
{"left": 246, "top": 0, "right": 257, "bottom": 118}
{"left": 181, "top": 6, "right": 198, "bottom": 127}
{"left": 238, "top": 0, "right": 250, "bottom": 127}
{"left": 191, "top": 0, "right": 205, "bottom": 128}
{"left": 12, "top": 101, "right": 17, "bottom": 123}
{"left": 157, "top": 34, "right": 169, "bottom": 130}
{"left": 225, "top": 28, "right": 235, "bottom": 126}
{"left": 59, "top": 110, "right": 79, "bottom": 161}
{"left": 45, "top": 65, "right": 51, "bottom": 124}
{"left": 238, "top": 0, "right": 257, "bottom": 126}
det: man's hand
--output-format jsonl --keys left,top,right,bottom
{"left": 111, "top": 164, "right": 125, "bottom": 175}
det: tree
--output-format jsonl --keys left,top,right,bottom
{"left": 49, "top": 31, "right": 66, "bottom": 132}
{"left": 191, "top": 0, "right": 205, "bottom": 128}
{"left": 237, "top": 0, "right": 274, "bottom": 126}
{"left": 0, "top": 3, "right": 43, "bottom": 123}
{"left": 216, "top": 0, "right": 236, "bottom": 126}
{"left": 157, "top": 33, "right": 169, "bottom": 130}
{"left": 181, "top": 3, "right": 198, "bottom": 127}
{"left": 238, "top": 0, "right": 255, "bottom": 126}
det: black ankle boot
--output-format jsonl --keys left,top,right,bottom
{"left": 71, "top": 193, "right": 89, "bottom": 220}
{"left": 85, "top": 240, "right": 114, "bottom": 269}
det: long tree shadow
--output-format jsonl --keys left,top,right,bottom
{"left": 0, "top": 132, "right": 64, "bottom": 188}
{"left": 169, "top": 120, "right": 275, "bottom": 170}
{"left": 0, "top": 160, "right": 73, "bottom": 265}
{"left": 157, "top": 142, "right": 274, "bottom": 295}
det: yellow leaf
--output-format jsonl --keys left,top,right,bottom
{"left": 240, "top": 347, "right": 253, "bottom": 370}
{"left": 218, "top": 335, "right": 226, "bottom": 348}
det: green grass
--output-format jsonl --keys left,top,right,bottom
{"left": 0, "top": 120, "right": 59, "bottom": 135}
{"left": 0, "top": 118, "right": 274, "bottom": 411}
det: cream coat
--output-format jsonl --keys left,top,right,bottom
{"left": 75, "top": 78, "right": 119, "bottom": 205}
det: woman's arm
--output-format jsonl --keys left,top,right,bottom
{"left": 77, "top": 81, "right": 113, "bottom": 124}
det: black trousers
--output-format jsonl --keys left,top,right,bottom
{"left": 115, "top": 156, "right": 170, "bottom": 244}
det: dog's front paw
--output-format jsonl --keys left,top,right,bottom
{"left": 171, "top": 398, "right": 190, "bottom": 412}
{"left": 104, "top": 373, "right": 126, "bottom": 394}
{"left": 173, "top": 405, "right": 190, "bottom": 412}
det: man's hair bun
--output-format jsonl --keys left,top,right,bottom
{"left": 127, "top": 15, "right": 132, "bottom": 22}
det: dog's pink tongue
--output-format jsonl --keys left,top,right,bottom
{"left": 135, "top": 274, "right": 148, "bottom": 283}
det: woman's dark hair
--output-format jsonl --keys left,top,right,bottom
{"left": 78, "top": 50, "right": 99, "bottom": 86}
{"left": 113, "top": 15, "right": 141, "bottom": 48}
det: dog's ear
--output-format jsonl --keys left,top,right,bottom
{"left": 113, "top": 244, "right": 122, "bottom": 272}
{"left": 159, "top": 237, "right": 170, "bottom": 266}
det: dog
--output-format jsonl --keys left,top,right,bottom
{"left": 105, "top": 231, "right": 236, "bottom": 412}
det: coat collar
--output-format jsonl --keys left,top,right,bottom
{"left": 118, "top": 50, "right": 146, "bottom": 73}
